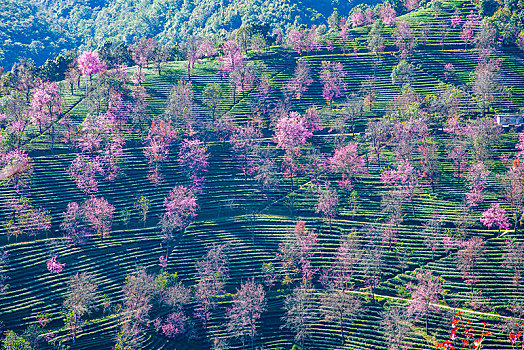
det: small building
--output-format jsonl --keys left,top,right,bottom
{"left": 496, "top": 114, "right": 524, "bottom": 125}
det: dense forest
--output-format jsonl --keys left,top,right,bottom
{"left": 1, "top": 0, "right": 362, "bottom": 71}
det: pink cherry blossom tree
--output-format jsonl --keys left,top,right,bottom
{"left": 274, "top": 111, "right": 313, "bottom": 194}
{"left": 351, "top": 11, "right": 365, "bottom": 27}
{"left": 480, "top": 203, "right": 510, "bottom": 234}
{"left": 159, "top": 255, "right": 168, "bottom": 268}
{"left": 77, "top": 51, "right": 107, "bottom": 92}
{"left": 464, "top": 162, "right": 490, "bottom": 207}
{"left": 407, "top": 270, "right": 443, "bottom": 333}
{"left": 365, "top": 119, "right": 393, "bottom": 167}
{"left": 227, "top": 278, "right": 266, "bottom": 350}
{"left": 143, "top": 119, "right": 177, "bottom": 186}
{"left": 161, "top": 186, "right": 198, "bottom": 254}
{"left": 60, "top": 202, "right": 87, "bottom": 245}
{"left": 457, "top": 236, "right": 485, "bottom": 289}
{"left": 278, "top": 221, "right": 318, "bottom": 285}
{"left": 451, "top": 9, "right": 461, "bottom": 29}
{"left": 2, "top": 196, "right": 51, "bottom": 241}
{"left": 282, "top": 281, "right": 317, "bottom": 349}
{"left": 165, "top": 80, "right": 195, "bottom": 128}
{"left": 381, "top": 160, "right": 421, "bottom": 217}
{"left": 178, "top": 132, "right": 209, "bottom": 193}
{"left": 83, "top": 196, "right": 115, "bottom": 241}
{"left": 67, "top": 155, "right": 105, "bottom": 195}
{"left": 319, "top": 61, "right": 347, "bottom": 106}
{"left": 460, "top": 11, "right": 481, "bottom": 47}
{"left": 0, "top": 250, "right": 8, "bottom": 297}
{"left": 131, "top": 37, "right": 158, "bottom": 77}
{"left": 380, "top": 3, "right": 397, "bottom": 25}
{"left": 287, "top": 61, "right": 313, "bottom": 100}
{"left": 230, "top": 122, "right": 262, "bottom": 179}
{"left": 194, "top": 244, "right": 229, "bottom": 330}
{"left": 30, "top": 81, "right": 62, "bottom": 149}
{"left": 503, "top": 238, "right": 524, "bottom": 292}
{"left": 329, "top": 143, "right": 367, "bottom": 191}
{"left": 218, "top": 40, "right": 243, "bottom": 89}
{"left": 500, "top": 163, "right": 524, "bottom": 232}
{"left": 46, "top": 255, "right": 65, "bottom": 274}
{"left": 393, "top": 20, "right": 417, "bottom": 59}
{"left": 315, "top": 183, "right": 339, "bottom": 232}
{"left": 185, "top": 37, "right": 217, "bottom": 80}
{"left": 63, "top": 272, "right": 98, "bottom": 343}
{"left": 274, "top": 111, "right": 313, "bottom": 152}
{"left": 231, "top": 63, "right": 255, "bottom": 103}
{"left": 0, "top": 150, "right": 33, "bottom": 194}
{"left": 287, "top": 27, "right": 318, "bottom": 55}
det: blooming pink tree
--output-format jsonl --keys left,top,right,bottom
{"left": 77, "top": 51, "right": 107, "bottom": 91}
{"left": 457, "top": 236, "right": 485, "bottom": 288}
{"left": 380, "top": 160, "right": 421, "bottom": 217}
{"left": 194, "top": 244, "right": 229, "bottom": 329}
{"left": 0, "top": 150, "right": 33, "bottom": 194}
{"left": 178, "top": 132, "right": 209, "bottom": 193}
{"left": 380, "top": 3, "right": 397, "bottom": 25}
{"left": 351, "top": 11, "right": 365, "bottom": 27}
{"left": 165, "top": 80, "right": 195, "bottom": 127}
{"left": 319, "top": 61, "right": 347, "bottom": 106}
{"left": 278, "top": 221, "right": 318, "bottom": 285}
{"left": 407, "top": 270, "right": 443, "bottom": 333}
{"left": 231, "top": 63, "right": 255, "bottom": 102}
{"left": 274, "top": 112, "right": 313, "bottom": 152}
{"left": 365, "top": 119, "right": 392, "bottom": 167}
{"left": 230, "top": 122, "right": 262, "bottom": 179}
{"left": 227, "top": 279, "right": 266, "bottom": 350}
{"left": 185, "top": 37, "right": 216, "bottom": 79}
{"left": 143, "top": 119, "right": 177, "bottom": 185}
{"left": 287, "top": 28, "right": 318, "bottom": 55}
{"left": 444, "top": 63, "right": 455, "bottom": 80}
{"left": 0, "top": 250, "right": 8, "bottom": 297}
{"left": 83, "top": 196, "right": 115, "bottom": 241}
{"left": 274, "top": 111, "right": 313, "bottom": 192}
{"left": 480, "top": 203, "right": 510, "bottom": 234}
{"left": 464, "top": 162, "right": 490, "bottom": 207}
{"left": 2, "top": 196, "right": 51, "bottom": 241}
{"left": 218, "top": 40, "right": 243, "bottom": 76}
{"left": 159, "top": 255, "right": 168, "bottom": 268}
{"left": 422, "top": 213, "right": 444, "bottom": 261}
{"left": 63, "top": 272, "right": 98, "bottom": 343}
{"left": 304, "top": 107, "right": 323, "bottom": 133}
{"left": 287, "top": 61, "right": 313, "bottom": 100}
{"left": 282, "top": 282, "right": 317, "bottom": 349}
{"left": 131, "top": 37, "right": 158, "bottom": 77}
{"left": 47, "top": 255, "right": 65, "bottom": 274}
{"left": 68, "top": 155, "right": 105, "bottom": 195}
{"left": 329, "top": 143, "right": 367, "bottom": 191}
{"left": 460, "top": 11, "right": 481, "bottom": 46}
{"left": 30, "top": 81, "right": 62, "bottom": 149}
{"left": 500, "top": 162, "right": 524, "bottom": 232}
{"left": 60, "top": 202, "right": 87, "bottom": 245}
{"left": 161, "top": 186, "right": 198, "bottom": 253}
{"left": 394, "top": 20, "right": 417, "bottom": 59}
{"left": 451, "top": 9, "right": 462, "bottom": 28}
{"left": 315, "top": 183, "right": 339, "bottom": 231}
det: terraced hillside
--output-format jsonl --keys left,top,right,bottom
{"left": 2, "top": 0, "right": 524, "bottom": 349}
